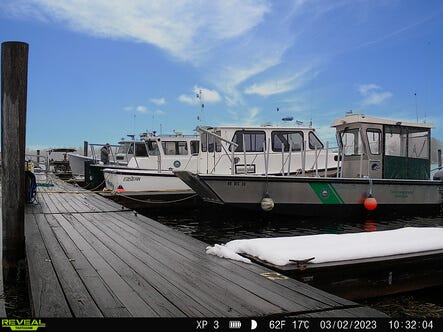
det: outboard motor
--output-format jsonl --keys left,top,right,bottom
{"left": 433, "top": 169, "right": 443, "bottom": 180}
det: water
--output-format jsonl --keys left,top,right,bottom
{"left": 138, "top": 202, "right": 443, "bottom": 318}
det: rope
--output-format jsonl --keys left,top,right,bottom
{"left": 112, "top": 192, "right": 199, "bottom": 204}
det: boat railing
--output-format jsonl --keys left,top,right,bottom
{"left": 197, "top": 126, "right": 339, "bottom": 177}
{"left": 197, "top": 126, "right": 238, "bottom": 175}
{"left": 87, "top": 142, "right": 133, "bottom": 165}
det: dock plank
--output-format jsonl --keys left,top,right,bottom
{"left": 109, "top": 210, "right": 351, "bottom": 309}
{"left": 79, "top": 211, "right": 280, "bottom": 316}
{"left": 24, "top": 174, "right": 388, "bottom": 318}
{"left": 25, "top": 214, "right": 72, "bottom": 317}
{"left": 64, "top": 213, "right": 187, "bottom": 317}
{"left": 101, "top": 211, "right": 337, "bottom": 313}
{"left": 34, "top": 213, "right": 103, "bottom": 317}
{"left": 44, "top": 213, "right": 131, "bottom": 317}
{"left": 51, "top": 213, "right": 158, "bottom": 317}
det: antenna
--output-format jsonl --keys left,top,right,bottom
{"left": 196, "top": 89, "right": 205, "bottom": 123}
{"left": 415, "top": 92, "right": 418, "bottom": 123}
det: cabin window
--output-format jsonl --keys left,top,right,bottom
{"left": 146, "top": 141, "right": 160, "bottom": 156}
{"left": 340, "top": 128, "right": 363, "bottom": 156}
{"left": 408, "top": 129, "right": 429, "bottom": 159}
{"left": 271, "top": 131, "right": 303, "bottom": 151}
{"left": 230, "top": 130, "right": 266, "bottom": 152}
{"left": 309, "top": 132, "right": 324, "bottom": 150}
{"left": 190, "top": 140, "right": 199, "bottom": 155}
{"left": 135, "top": 143, "right": 148, "bottom": 157}
{"left": 201, "top": 131, "right": 222, "bottom": 152}
{"left": 117, "top": 143, "right": 130, "bottom": 154}
{"left": 384, "top": 127, "right": 407, "bottom": 157}
{"left": 366, "top": 129, "right": 381, "bottom": 155}
{"left": 162, "top": 141, "right": 188, "bottom": 155}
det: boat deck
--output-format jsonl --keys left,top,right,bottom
{"left": 23, "top": 173, "right": 387, "bottom": 317}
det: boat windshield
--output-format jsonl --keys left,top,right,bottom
{"left": 146, "top": 140, "right": 160, "bottom": 156}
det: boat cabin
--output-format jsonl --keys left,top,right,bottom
{"left": 115, "top": 139, "right": 149, "bottom": 163}
{"left": 196, "top": 124, "right": 338, "bottom": 175}
{"left": 333, "top": 114, "right": 433, "bottom": 180}
{"left": 126, "top": 132, "right": 200, "bottom": 171}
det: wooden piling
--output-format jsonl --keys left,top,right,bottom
{"left": 83, "top": 141, "right": 88, "bottom": 157}
{"left": 1, "top": 41, "right": 29, "bottom": 282}
{"left": 438, "top": 149, "right": 442, "bottom": 168}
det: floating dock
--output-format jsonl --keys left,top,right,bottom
{"left": 23, "top": 173, "right": 386, "bottom": 317}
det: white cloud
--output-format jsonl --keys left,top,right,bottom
{"left": 2, "top": 0, "right": 307, "bottom": 107}
{"left": 124, "top": 105, "right": 148, "bottom": 113}
{"left": 136, "top": 105, "right": 148, "bottom": 113}
{"left": 150, "top": 98, "right": 166, "bottom": 106}
{"left": 358, "top": 84, "right": 393, "bottom": 106}
{"left": 244, "top": 68, "right": 314, "bottom": 96}
{"left": 5, "top": 0, "right": 269, "bottom": 63}
{"left": 245, "top": 107, "right": 260, "bottom": 125}
{"left": 179, "top": 86, "right": 221, "bottom": 105}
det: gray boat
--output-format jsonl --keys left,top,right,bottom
{"left": 175, "top": 113, "right": 443, "bottom": 217}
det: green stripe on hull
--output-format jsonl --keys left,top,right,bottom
{"left": 309, "top": 183, "right": 345, "bottom": 204}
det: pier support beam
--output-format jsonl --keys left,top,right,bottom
{"left": 84, "top": 141, "right": 88, "bottom": 156}
{"left": 1, "top": 41, "right": 29, "bottom": 282}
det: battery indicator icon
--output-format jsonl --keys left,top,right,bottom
{"left": 229, "top": 321, "right": 242, "bottom": 329}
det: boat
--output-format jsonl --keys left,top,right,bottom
{"left": 67, "top": 136, "right": 147, "bottom": 180}
{"left": 46, "top": 147, "right": 77, "bottom": 179}
{"left": 100, "top": 123, "right": 338, "bottom": 206}
{"left": 192, "top": 123, "right": 338, "bottom": 177}
{"left": 99, "top": 131, "right": 200, "bottom": 205}
{"left": 175, "top": 113, "right": 443, "bottom": 217}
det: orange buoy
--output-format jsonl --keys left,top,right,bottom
{"left": 116, "top": 185, "right": 125, "bottom": 193}
{"left": 364, "top": 196, "right": 377, "bottom": 211}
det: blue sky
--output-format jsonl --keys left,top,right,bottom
{"left": 1, "top": 0, "right": 442, "bottom": 150}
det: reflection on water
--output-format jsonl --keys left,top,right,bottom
{"left": 141, "top": 204, "right": 443, "bottom": 245}
{"left": 139, "top": 203, "right": 443, "bottom": 318}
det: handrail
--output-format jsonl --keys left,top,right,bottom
{"left": 196, "top": 126, "right": 238, "bottom": 175}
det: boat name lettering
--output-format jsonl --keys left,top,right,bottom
{"left": 227, "top": 181, "right": 245, "bottom": 187}
{"left": 123, "top": 176, "right": 141, "bottom": 182}
{"left": 390, "top": 189, "right": 413, "bottom": 198}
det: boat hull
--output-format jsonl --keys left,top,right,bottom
{"left": 175, "top": 171, "right": 443, "bottom": 217}
{"left": 103, "top": 168, "right": 194, "bottom": 194}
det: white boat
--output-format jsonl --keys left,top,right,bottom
{"left": 101, "top": 132, "right": 200, "bottom": 200}
{"left": 175, "top": 114, "right": 443, "bottom": 217}
{"left": 101, "top": 123, "right": 338, "bottom": 203}
{"left": 67, "top": 137, "right": 148, "bottom": 179}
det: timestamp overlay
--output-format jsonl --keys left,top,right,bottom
{"left": 276, "top": 318, "right": 441, "bottom": 332}
{"left": 188, "top": 318, "right": 442, "bottom": 332}
{"left": 16, "top": 317, "right": 442, "bottom": 331}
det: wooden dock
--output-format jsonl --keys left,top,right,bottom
{"left": 23, "top": 173, "right": 387, "bottom": 318}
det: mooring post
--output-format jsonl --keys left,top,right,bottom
{"left": 1, "top": 41, "right": 29, "bottom": 282}
{"left": 84, "top": 140, "right": 88, "bottom": 157}
{"left": 438, "top": 149, "right": 442, "bottom": 168}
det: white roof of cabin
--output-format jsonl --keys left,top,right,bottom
{"left": 332, "top": 114, "right": 434, "bottom": 129}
